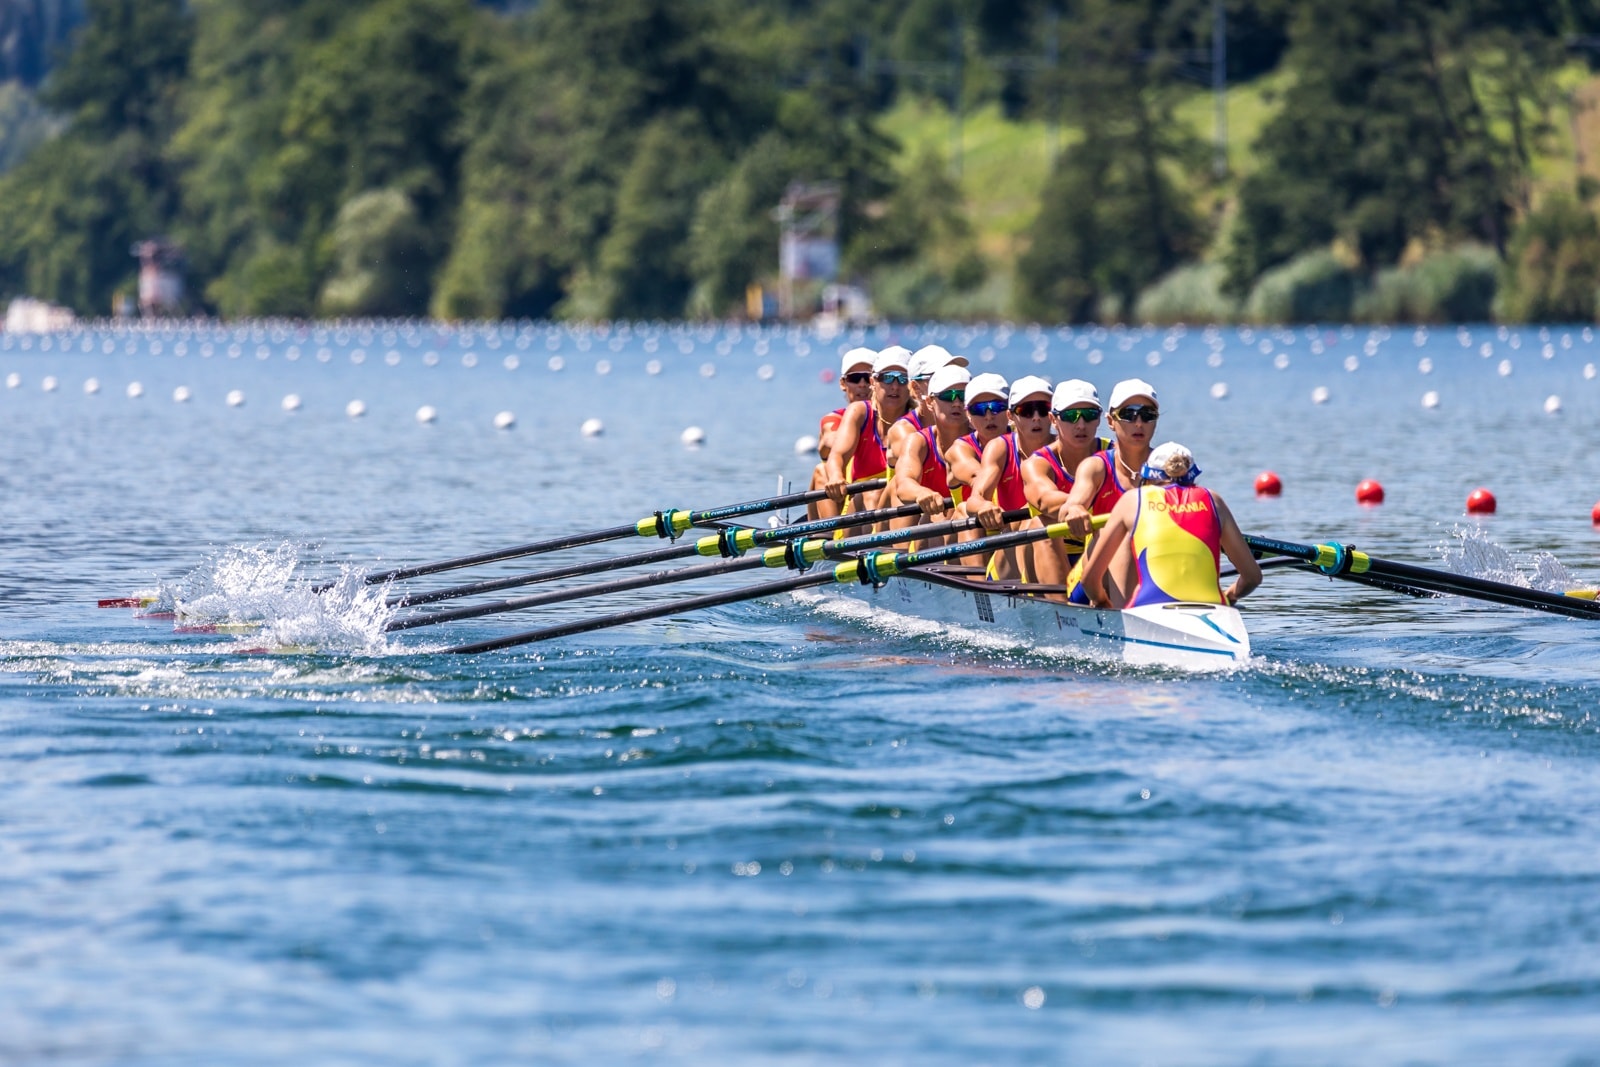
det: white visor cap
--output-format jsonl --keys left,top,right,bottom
{"left": 1108, "top": 378, "right": 1159, "bottom": 409}
{"left": 840, "top": 346, "right": 877, "bottom": 374}
{"left": 927, "top": 364, "right": 971, "bottom": 395}
{"left": 872, "top": 348, "right": 911, "bottom": 376}
{"left": 909, "top": 344, "right": 969, "bottom": 379}
{"left": 1051, "top": 379, "right": 1101, "bottom": 411}
{"left": 1009, "top": 375, "right": 1053, "bottom": 406}
{"left": 965, "top": 372, "right": 1010, "bottom": 405}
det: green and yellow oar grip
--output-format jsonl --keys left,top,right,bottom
{"left": 634, "top": 510, "right": 695, "bottom": 538}
{"left": 1566, "top": 588, "right": 1599, "bottom": 601}
{"left": 1311, "top": 543, "right": 1371, "bottom": 574}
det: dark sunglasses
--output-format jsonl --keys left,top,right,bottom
{"left": 876, "top": 371, "right": 909, "bottom": 385}
{"left": 933, "top": 387, "right": 966, "bottom": 404}
{"left": 1113, "top": 405, "right": 1160, "bottom": 423}
{"left": 968, "top": 399, "right": 1007, "bottom": 417}
{"left": 1054, "top": 407, "right": 1101, "bottom": 423}
{"left": 842, "top": 371, "right": 872, "bottom": 384}
{"left": 1013, "top": 400, "right": 1052, "bottom": 419}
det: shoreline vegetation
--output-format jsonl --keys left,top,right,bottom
{"left": 0, "top": 0, "right": 1599, "bottom": 326}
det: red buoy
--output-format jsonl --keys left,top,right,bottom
{"left": 1254, "top": 471, "right": 1282, "bottom": 496}
{"left": 1592, "top": 500, "right": 1600, "bottom": 525}
{"left": 819, "top": 369, "right": 836, "bottom": 383}
{"left": 1355, "top": 479, "right": 1385, "bottom": 505}
{"left": 1466, "top": 488, "right": 1497, "bottom": 515}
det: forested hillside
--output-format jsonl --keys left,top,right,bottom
{"left": 0, "top": 0, "right": 1598, "bottom": 323}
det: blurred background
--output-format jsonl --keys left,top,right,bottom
{"left": 1, "top": 0, "right": 1600, "bottom": 327}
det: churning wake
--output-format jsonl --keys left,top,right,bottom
{"left": 1441, "top": 524, "right": 1582, "bottom": 592}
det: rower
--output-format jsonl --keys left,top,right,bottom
{"left": 889, "top": 363, "right": 972, "bottom": 547}
{"left": 823, "top": 348, "right": 914, "bottom": 523}
{"left": 968, "top": 374, "right": 1053, "bottom": 582}
{"left": 887, "top": 344, "right": 967, "bottom": 483}
{"left": 1078, "top": 442, "right": 1261, "bottom": 610}
{"left": 944, "top": 372, "right": 1010, "bottom": 566}
{"left": 1061, "top": 377, "right": 1159, "bottom": 603}
{"left": 807, "top": 346, "right": 878, "bottom": 521}
{"left": 1021, "top": 379, "right": 1110, "bottom": 599}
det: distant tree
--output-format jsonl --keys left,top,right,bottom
{"left": 1495, "top": 196, "right": 1600, "bottom": 322}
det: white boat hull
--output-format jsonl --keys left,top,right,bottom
{"left": 810, "top": 566, "right": 1250, "bottom": 671}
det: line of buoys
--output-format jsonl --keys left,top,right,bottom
{"left": 1254, "top": 471, "right": 1281, "bottom": 496}
{"left": 1466, "top": 487, "right": 1496, "bottom": 514}
{"left": 1355, "top": 479, "right": 1385, "bottom": 505}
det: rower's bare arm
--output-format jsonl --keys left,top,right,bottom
{"left": 967, "top": 438, "right": 1007, "bottom": 530}
{"left": 892, "top": 436, "right": 946, "bottom": 516}
{"left": 945, "top": 440, "right": 980, "bottom": 489}
{"left": 1079, "top": 494, "right": 1136, "bottom": 608}
{"left": 822, "top": 403, "right": 867, "bottom": 503}
{"left": 1215, "top": 497, "right": 1262, "bottom": 604}
{"left": 1061, "top": 456, "right": 1105, "bottom": 535}
{"left": 1022, "top": 455, "right": 1068, "bottom": 516}
{"left": 884, "top": 419, "right": 913, "bottom": 471}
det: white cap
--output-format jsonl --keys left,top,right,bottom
{"left": 1109, "top": 378, "right": 1158, "bottom": 409}
{"left": 1051, "top": 379, "right": 1100, "bottom": 410}
{"left": 840, "top": 346, "right": 876, "bottom": 374}
{"left": 872, "top": 347, "right": 911, "bottom": 375}
{"left": 1143, "top": 441, "right": 1201, "bottom": 485}
{"left": 909, "top": 344, "right": 969, "bottom": 379}
{"left": 965, "top": 372, "right": 1009, "bottom": 404}
{"left": 927, "top": 363, "right": 971, "bottom": 395}
{"left": 1009, "top": 375, "right": 1053, "bottom": 406}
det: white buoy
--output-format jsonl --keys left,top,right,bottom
{"left": 595, "top": 360, "right": 612, "bottom": 376}
{"left": 41, "top": 376, "right": 58, "bottom": 392}
{"left": 173, "top": 385, "right": 191, "bottom": 403}
{"left": 1418, "top": 357, "right": 1433, "bottom": 374}
{"left": 1585, "top": 363, "right": 1596, "bottom": 380}
{"left": 1497, "top": 359, "right": 1513, "bottom": 377}
{"left": 757, "top": 364, "right": 775, "bottom": 381}
{"left": 1421, "top": 390, "right": 1440, "bottom": 409}
{"left": 1311, "top": 386, "right": 1330, "bottom": 405}
{"left": 1273, "top": 353, "right": 1290, "bottom": 370}
{"left": 503, "top": 355, "right": 519, "bottom": 370}
{"left": 415, "top": 404, "right": 437, "bottom": 424}
{"left": 493, "top": 410, "right": 516, "bottom": 430}
{"left": 1209, "top": 382, "right": 1229, "bottom": 400}
{"left": 461, "top": 352, "right": 478, "bottom": 368}
{"left": 83, "top": 377, "right": 100, "bottom": 395}
{"left": 645, "top": 359, "right": 662, "bottom": 376}
{"left": 226, "top": 389, "right": 245, "bottom": 407}
{"left": 282, "top": 393, "right": 302, "bottom": 412}
{"left": 1343, "top": 355, "right": 1359, "bottom": 373}
{"left": 422, "top": 351, "right": 439, "bottom": 366}
{"left": 5, "top": 372, "right": 19, "bottom": 389}
{"left": 126, "top": 381, "right": 144, "bottom": 399}
{"left": 1544, "top": 394, "right": 1562, "bottom": 415}
{"left": 794, "top": 434, "right": 819, "bottom": 454}
{"left": 681, "top": 425, "right": 706, "bottom": 447}
{"left": 581, "top": 417, "right": 604, "bottom": 437}
{"left": 345, "top": 399, "right": 366, "bottom": 418}
{"left": 547, "top": 356, "right": 565, "bottom": 372}
{"left": 699, "top": 362, "right": 716, "bottom": 378}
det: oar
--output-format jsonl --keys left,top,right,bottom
{"left": 327, "top": 478, "right": 889, "bottom": 589}
{"left": 446, "top": 516, "right": 1094, "bottom": 654}
{"left": 1245, "top": 535, "right": 1600, "bottom": 621}
{"left": 389, "top": 508, "right": 1029, "bottom": 632}
{"left": 388, "top": 498, "right": 928, "bottom": 608}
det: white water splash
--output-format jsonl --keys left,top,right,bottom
{"left": 1440, "top": 525, "right": 1579, "bottom": 593}
{"left": 161, "top": 542, "right": 396, "bottom": 652}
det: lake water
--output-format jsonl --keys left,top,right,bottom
{"left": 3, "top": 320, "right": 1599, "bottom": 1064}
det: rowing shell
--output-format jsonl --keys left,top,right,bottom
{"left": 811, "top": 564, "right": 1250, "bottom": 671}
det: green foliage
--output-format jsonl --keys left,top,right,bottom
{"left": 1134, "top": 263, "right": 1241, "bottom": 325}
{"left": 1494, "top": 196, "right": 1600, "bottom": 322}
{"left": 0, "top": 83, "right": 60, "bottom": 173}
{"left": 1354, "top": 245, "right": 1499, "bottom": 323}
{"left": 44, "top": 0, "right": 189, "bottom": 140}
{"left": 319, "top": 189, "right": 431, "bottom": 317}
{"left": 1243, "top": 248, "right": 1360, "bottom": 323}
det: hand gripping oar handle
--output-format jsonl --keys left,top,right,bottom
{"left": 390, "top": 508, "right": 1027, "bottom": 632}
{"left": 446, "top": 513, "right": 1087, "bottom": 653}
{"left": 334, "top": 478, "right": 889, "bottom": 589}
{"left": 389, "top": 498, "right": 928, "bottom": 608}
{"left": 1245, "top": 535, "right": 1600, "bottom": 622}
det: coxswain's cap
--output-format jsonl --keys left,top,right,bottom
{"left": 1109, "top": 378, "right": 1158, "bottom": 409}
{"left": 927, "top": 363, "right": 971, "bottom": 395}
{"left": 965, "top": 372, "right": 1009, "bottom": 404}
{"left": 1142, "top": 441, "right": 1202, "bottom": 486}
{"left": 872, "top": 347, "right": 911, "bottom": 375}
{"left": 1051, "top": 379, "right": 1100, "bottom": 410}
{"left": 840, "top": 346, "right": 876, "bottom": 374}
{"left": 909, "top": 344, "right": 969, "bottom": 379}
{"left": 1009, "top": 375, "right": 1053, "bottom": 406}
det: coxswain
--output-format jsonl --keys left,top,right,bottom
{"left": 1061, "top": 377, "right": 1159, "bottom": 602}
{"left": 1078, "top": 442, "right": 1261, "bottom": 610}
{"left": 889, "top": 363, "right": 971, "bottom": 547}
{"left": 1021, "top": 379, "right": 1111, "bottom": 599}
{"left": 968, "top": 374, "right": 1054, "bottom": 582}
{"left": 806, "top": 347, "right": 878, "bottom": 521}
{"left": 823, "top": 348, "right": 914, "bottom": 522}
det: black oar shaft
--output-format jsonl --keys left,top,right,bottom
{"left": 351, "top": 478, "right": 888, "bottom": 587}
{"left": 390, "top": 499, "right": 925, "bottom": 608}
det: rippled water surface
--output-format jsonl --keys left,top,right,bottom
{"left": 4, "top": 321, "right": 1600, "bottom": 1064}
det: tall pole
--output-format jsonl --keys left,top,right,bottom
{"left": 1212, "top": 0, "right": 1227, "bottom": 178}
